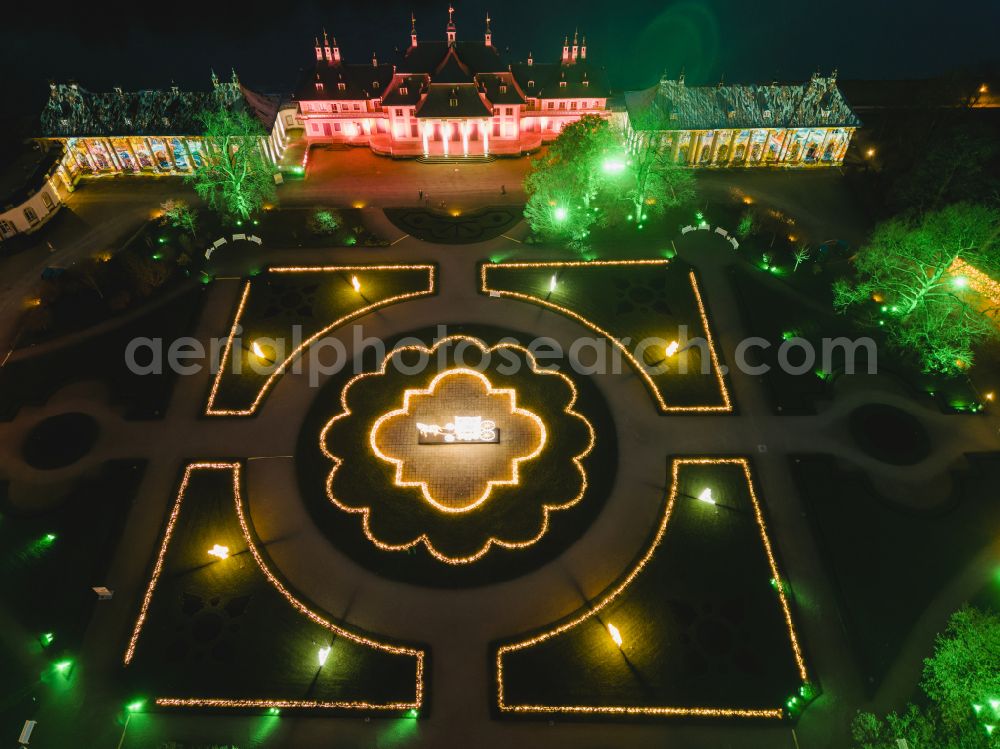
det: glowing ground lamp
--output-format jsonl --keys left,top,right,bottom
{"left": 318, "top": 645, "right": 332, "bottom": 666}
{"left": 664, "top": 340, "right": 679, "bottom": 358}
{"left": 953, "top": 275, "right": 968, "bottom": 288}
{"left": 53, "top": 659, "right": 73, "bottom": 678}
{"left": 267, "top": 707, "right": 281, "bottom": 715}
{"left": 351, "top": 275, "right": 361, "bottom": 293}
{"left": 207, "top": 544, "right": 230, "bottom": 560}
{"left": 126, "top": 699, "right": 146, "bottom": 713}
{"left": 697, "top": 488, "right": 716, "bottom": 505}
{"left": 40, "top": 632, "right": 55, "bottom": 648}
{"left": 607, "top": 623, "right": 623, "bottom": 648}
{"left": 251, "top": 341, "right": 272, "bottom": 363}
{"left": 549, "top": 274, "right": 558, "bottom": 293}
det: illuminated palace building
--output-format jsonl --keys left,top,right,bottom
{"left": 624, "top": 71, "right": 861, "bottom": 167}
{"left": 295, "top": 10, "right": 611, "bottom": 157}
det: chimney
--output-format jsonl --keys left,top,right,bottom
{"left": 332, "top": 37, "right": 341, "bottom": 63}
{"left": 580, "top": 36, "right": 587, "bottom": 60}
{"left": 562, "top": 36, "right": 569, "bottom": 63}
{"left": 315, "top": 37, "right": 323, "bottom": 62}
{"left": 571, "top": 29, "right": 579, "bottom": 62}
{"left": 372, "top": 52, "right": 378, "bottom": 67}
{"left": 527, "top": 51, "right": 533, "bottom": 66}
{"left": 484, "top": 12, "right": 492, "bottom": 46}
{"left": 410, "top": 13, "right": 418, "bottom": 47}
{"left": 323, "top": 29, "right": 333, "bottom": 63}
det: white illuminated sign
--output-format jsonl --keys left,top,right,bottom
{"left": 416, "top": 416, "right": 499, "bottom": 444}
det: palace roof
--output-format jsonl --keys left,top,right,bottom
{"left": 625, "top": 74, "right": 862, "bottom": 131}
{"left": 415, "top": 84, "right": 492, "bottom": 119}
{"left": 476, "top": 73, "right": 526, "bottom": 105}
{"left": 39, "top": 75, "right": 279, "bottom": 138}
{"left": 400, "top": 41, "right": 505, "bottom": 76}
{"left": 294, "top": 62, "right": 395, "bottom": 102}
{"left": 381, "top": 75, "right": 428, "bottom": 107}
{"left": 510, "top": 60, "right": 610, "bottom": 99}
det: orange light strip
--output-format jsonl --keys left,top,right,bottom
{"left": 125, "top": 462, "right": 425, "bottom": 710}
{"left": 481, "top": 261, "right": 732, "bottom": 413}
{"left": 950, "top": 258, "right": 1000, "bottom": 307}
{"left": 206, "top": 265, "right": 436, "bottom": 416}
{"left": 370, "top": 368, "right": 546, "bottom": 514}
{"left": 320, "top": 335, "right": 596, "bottom": 564}
{"left": 495, "top": 457, "right": 807, "bottom": 717}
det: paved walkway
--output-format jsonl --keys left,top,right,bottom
{"left": 2, "top": 207, "right": 999, "bottom": 747}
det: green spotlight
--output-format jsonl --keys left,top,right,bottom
{"left": 40, "top": 633, "right": 54, "bottom": 648}
{"left": 553, "top": 206, "right": 568, "bottom": 222}
{"left": 601, "top": 158, "right": 626, "bottom": 174}
{"left": 126, "top": 699, "right": 146, "bottom": 713}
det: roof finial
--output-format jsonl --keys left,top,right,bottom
{"left": 411, "top": 12, "right": 416, "bottom": 33}
{"left": 323, "top": 28, "right": 329, "bottom": 45}
{"left": 573, "top": 28, "right": 578, "bottom": 45}
{"left": 485, "top": 11, "right": 491, "bottom": 33}
{"left": 448, "top": 4, "right": 455, "bottom": 25}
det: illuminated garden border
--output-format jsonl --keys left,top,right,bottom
{"left": 206, "top": 264, "right": 437, "bottom": 417}
{"left": 480, "top": 260, "right": 732, "bottom": 414}
{"left": 370, "top": 368, "right": 546, "bottom": 513}
{"left": 494, "top": 457, "right": 808, "bottom": 718}
{"left": 123, "top": 462, "right": 426, "bottom": 711}
{"left": 320, "top": 335, "right": 596, "bottom": 564}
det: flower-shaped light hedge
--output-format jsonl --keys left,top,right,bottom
{"left": 320, "top": 336, "right": 595, "bottom": 564}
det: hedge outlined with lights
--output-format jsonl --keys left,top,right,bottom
{"left": 480, "top": 260, "right": 732, "bottom": 413}
{"left": 320, "top": 336, "right": 596, "bottom": 564}
{"left": 206, "top": 264, "right": 436, "bottom": 416}
{"left": 495, "top": 457, "right": 808, "bottom": 719}
{"left": 124, "top": 462, "right": 426, "bottom": 712}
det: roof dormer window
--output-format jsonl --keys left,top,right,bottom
{"left": 499, "top": 84, "right": 507, "bottom": 93}
{"left": 727, "top": 110, "right": 735, "bottom": 119}
{"left": 583, "top": 80, "right": 589, "bottom": 87}
{"left": 337, "top": 82, "right": 347, "bottom": 91}
{"left": 528, "top": 80, "right": 534, "bottom": 88}
{"left": 820, "top": 109, "right": 830, "bottom": 117}
{"left": 315, "top": 82, "right": 324, "bottom": 92}
{"left": 763, "top": 109, "right": 772, "bottom": 119}
{"left": 449, "top": 97, "right": 458, "bottom": 107}
{"left": 559, "top": 81, "right": 567, "bottom": 88}
{"left": 400, "top": 86, "right": 409, "bottom": 95}
{"left": 670, "top": 112, "right": 679, "bottom": 121}
{"left": 373, "top": 81, "right": 380, "bottom": 89}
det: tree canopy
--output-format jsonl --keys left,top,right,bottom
{"left": 852, "top": 607, "right": 1000, "bottom": 749}
{"left": 188, "top": 107, "right": 276, "bottom": 220}
{"left": 625, "top": 112, "right": 697, "bottom": 223}
{"left": 833, "top": 202, "right": 1000, "bottom": 373}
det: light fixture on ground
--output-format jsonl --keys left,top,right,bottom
{"left": 607, "top": 622, "right": 623, "bottom": 648}
{"left": 665, "top": 340, "right": 679, "bottom": 358}
{"left": 549, "top": 274, "right": 557, "bottom": 293}
{"left": 697, "top": 488, "right": 716, "bottom": 505}
{"left": 207, "top": 544, "right": 230, "bottom": 560}
{"left": 318, "top": 645, "right": 332, "bottom": 666}
{"left": 351, "top": 275, "right": 361, "bottom": 293}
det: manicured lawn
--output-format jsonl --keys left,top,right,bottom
{"left": 296, "top": 325, "right": 617, "bottom": 587}
{"left": 729, "top": 266, "right": 978, "bottom": 414}
{"left": 791, "top": 452, "right": 1000, "bottom": 693}
{"left": 207, "top": 265, "right": 436, "bottom": 414}
{"left": 0, "top": 284, "right": 208, "bottom": 421}
{"left": 497, "top": 459, "right": 806, "bottom": 717}
{"left": 0, "top": 458, "right": 144, "bottom": 712}
{"left": 124, "top": 465, "right": 422, "bottom": 712}
{"left": 482, "top": 259, "right": 731, "bottom": 412}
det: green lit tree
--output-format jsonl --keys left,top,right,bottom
{"left": 852, "top": 607, "right": 1000, "bottom": 749}
{"left": 833, "top": 202, "right": 1000, "bottom": 373}
{"left": 523, "top": 115, "right": 621, "bottom": 243}
{"left": 160, "top": 199, "right": 198, "bottom": 238}
{"left": 188, "top": 108, "right": 276, "bottom": 220}
{"left": 625, "top": 112, "right": 696, "bottom": 224}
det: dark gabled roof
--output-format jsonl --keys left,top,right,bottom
{"left": 39, "top": 76, "right": 279, "bottom": 138}
{"left": 415, "top": 84, "right": 491, "bottom": 118}
{"left": 475, "top": 73, "right": 525, "bottom": 105}
{"left": 294, "top": 62, "right": 395, "bottom": 101}
{"left": 399, "top": 40, "right": 505, "bottom": 76}
{"left": 625, "top": 75, "right": 863, "bottom": 130}
{"left": 381, "top": 75, "right": 428, "bottom": 106}
{"left": 434, "top": 49, "right": 475, "bottom": 84}
{"left": 510, "top": 60, "right": 610, "bottom": 99}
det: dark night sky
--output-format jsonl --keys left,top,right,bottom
{"left": 1, "top": 0, "right": 998, "bottom": 118}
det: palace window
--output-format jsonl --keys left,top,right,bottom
{"left": 449, "top": 97, "right": 458, "bottom": 107}
{"left": 337, "top": 82, "right": 347, "bottom": 91}
{"left": 506, "top": 107, "right": 513, "bottom": 115}
{"left": 559, "top": 81, "right": 567, "bottom": 88}
{"left": 547, "top": 101, "right": 555, "bottom": 109}
{"left": 763, "top": 109, "right": 772, "bottom": 119}
{"left": 315, "top": 82, "right": 324, "bottom": 92}
{"left": 570, "top": 101, "right": 577, "bottom": 110}
{"left": 24, "top": 207, "right": 38, "bottom": 223}
{"left": 559, "top": 101, "right": 566, "bottom": 109}
{"left": 400, "top": 86, "right": 409, "bottom": 95}
{"left": 500, "top": 84, "right": 508, "bottom": 93}
{"left": 670, "top": 112, "right": 679, "bottom": 120}
{"left": 396, "top": 108, "right": 404, "bottom": 117}
{"left": 373, "top": 81, "right": 380, "bottom": 89}
{"left": 353, "top": 103, "right": 361, "bottom": 111}
{"left": 583, "top": 80, "right": 589, "bottom": 87}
